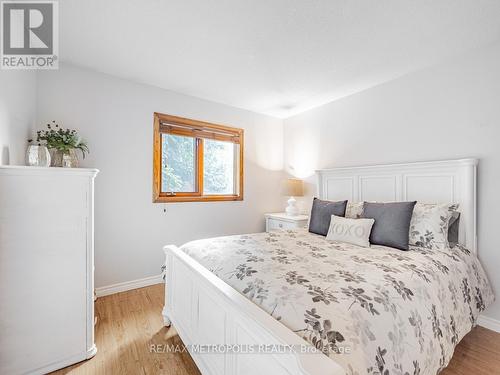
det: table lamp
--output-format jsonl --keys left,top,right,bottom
{"left": 282, "top": 178, "right": 304, "bottom": 216}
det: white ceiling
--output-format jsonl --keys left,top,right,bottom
{"left": 61, "top": 1, "right": 500, "bottom": 118}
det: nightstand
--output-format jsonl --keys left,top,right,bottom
{"left": 265, "top": 213, "right": 309, "bottom": 232}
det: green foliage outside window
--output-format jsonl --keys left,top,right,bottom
{"left": 161, "top": 134, "right": 235, "bottom": 195}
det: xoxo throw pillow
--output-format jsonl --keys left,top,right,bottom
{"left": 326, "top": 215, "right": 375, "bottom": 248}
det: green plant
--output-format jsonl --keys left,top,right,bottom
{"left": 34, "top": 121, "right": 89, "bottom": 158}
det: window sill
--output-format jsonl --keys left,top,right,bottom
{"left": 153, "top": 194, "right": 243, "bottom": 203}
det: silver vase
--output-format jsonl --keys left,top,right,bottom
{"left": 50, "top": 149, "right": 79, "bottom": 168}
{"left": 26, "top": 145, "right": 51, "bottom": 167}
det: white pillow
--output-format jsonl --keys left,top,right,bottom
{"left": 326, "top": 215, "right": 375, "bottom": 248}
{"left": 409, "top": 203, "right": 459, "bottom": 250}
{"left": 345, "top": 201, "right": 364, "bottom": 219}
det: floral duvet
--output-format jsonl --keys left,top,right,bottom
{"left": 181, "top": 229, "right": 494, "bottom": 375}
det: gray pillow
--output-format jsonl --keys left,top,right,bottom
{"left": 362, "top": 201, "right": 417, "bottom": 250}
{"left": 448, "top": 212, "right": 460, "bottom": 247}
{"left": 309, "top": 198, "right": 348, "bottom": 236}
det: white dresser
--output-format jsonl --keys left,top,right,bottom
{"left": 0, "top": 166, "right": 98, "bottom": 375}
{"left": 265, "top": 212, "right": 309, "bottom": 232}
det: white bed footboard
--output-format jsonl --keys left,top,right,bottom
{"left": 162, "top": 245, "right": 345, "bottom": 375}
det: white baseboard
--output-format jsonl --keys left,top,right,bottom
{"left": 477, "top": 314, "right": 500, "bottom": 333}
{"left": 95, "top": 274, "right": 163, "bottom": 297}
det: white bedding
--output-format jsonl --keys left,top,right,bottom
{"left": 181, "top": 229, "right": 494, "bottom": 375}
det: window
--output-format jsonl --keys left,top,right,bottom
{"left": 153, "top": 112, "right": 244, "bottom": 203}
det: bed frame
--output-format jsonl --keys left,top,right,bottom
{"left": 316, "top": 158, "right": 477, "bottom": 253}
{"left": 162, "top": 158, "right": 478, "bottom": 375}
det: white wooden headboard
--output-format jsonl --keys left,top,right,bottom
{"left": 316, "top": 159, "right": 478, "bottom": 253}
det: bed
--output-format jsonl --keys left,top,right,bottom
{"left": 162, "top": 159, "right": 494, "bottom": 375}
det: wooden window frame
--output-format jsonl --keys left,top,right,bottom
{"left": 153, "top": 112, "right": 244, "bottom": 203}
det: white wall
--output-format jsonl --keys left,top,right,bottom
{"left": 283, "top": 41, "right": 500, "bottom": 321}
{"left": 30, "top": 40, "right": 500, "bottom": 322}
{"left": 0, "top": 71, "right": 37, "bottom": 165}
{"left": 37, "top": 64, "right": 285, "bottom": 288}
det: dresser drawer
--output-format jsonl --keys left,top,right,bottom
{"left": 267, "top": 218, "right": 298, "bottom": 231}
{"left": 265, "top": 213, "right": 309, "bottom": 233}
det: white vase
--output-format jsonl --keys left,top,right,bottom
{"left": 26, "top": 145, "right": 51, "bottom": 167}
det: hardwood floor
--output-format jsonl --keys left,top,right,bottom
{"left": 51, "top": 284, "right": 500, "bottom": 375}
{"left": 441, "top": 326, "right": 500, "bottom": 375}
{"left": 51, "top": 284, "right": 200, "bottom": 375}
